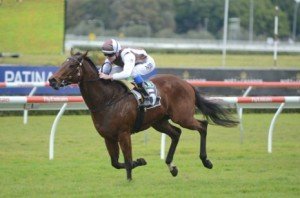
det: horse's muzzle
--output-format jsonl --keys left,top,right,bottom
{"left": 48, "top": 77, "right": 60, "bottom": 90}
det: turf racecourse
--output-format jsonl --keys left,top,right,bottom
{"left": 0, "top": 113, "right": 299, "bottom": 197}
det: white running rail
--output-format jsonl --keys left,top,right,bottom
{"left": 1, "top": 96, "right": 300, "bottom": 159}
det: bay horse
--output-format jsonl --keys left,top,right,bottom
{"left": 49, "top": 51, "right": 238, "bottom": 181}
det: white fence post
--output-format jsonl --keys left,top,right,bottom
{"left": 160, "top": 134, "right": 166, "bottom": 159}
{"left": 268, "top": 102, "right": 285, "bottom": 153}
{"left": 238, "top": 86, "right": 253, "bottom": 143}
{"left": 49, "top": 103, "right": 68, "bottom": 160}
{"left": 23, "top": 87, "right": 37, "bottom": 124}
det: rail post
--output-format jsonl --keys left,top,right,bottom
{"left": 49, "top": 103, "right": 68, "bottom": 160}
{"left": 268, "top": 102, "right": 285, "bottom": 153}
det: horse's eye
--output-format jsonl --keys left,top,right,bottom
{"left": 69, "top": 63, "right": 78, "bottom": 68}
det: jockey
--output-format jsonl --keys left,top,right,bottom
{"left": 99, "top": 38, "right": 156, "bottom": 106}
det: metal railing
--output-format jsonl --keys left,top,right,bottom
{"left": 65, "top": 35, "right": 300, "bottom": 53}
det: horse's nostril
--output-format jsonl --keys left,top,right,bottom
{"left": 49, "top": 77, "right": 56, "bottom": 83}
{"left": 48, "top": 78, "right": 59, "bottom": 89}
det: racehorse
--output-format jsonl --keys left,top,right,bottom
{"left": 49, "top": 51, "right": 238, "bottom": 181}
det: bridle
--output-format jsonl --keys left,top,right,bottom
{"left": 67, "top": 56, "right": 84, "bottom": 77}
{"left": 63, "top": 55, "right": 103, "bottom": 86}
{"left": 60, "top": 56, "right": 84, "bottom": 86}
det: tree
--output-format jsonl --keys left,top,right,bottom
{"left": 173, "top": 0, "right": 224, "bottom": 36}
{"left": 66, "top": 0, "right": 111, "bottom": 30}
{"left": 110, "top": 0, "right": 175, "bottom": 36}
{"left": 66, "top": 0, "right": 294, "bottom": 39}
{"left": 173, "top": 0, "right": 291, "bottom": 39}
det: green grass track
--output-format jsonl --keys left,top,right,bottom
{"left": 0, "top": 113, "right": 299, "bottom": 197}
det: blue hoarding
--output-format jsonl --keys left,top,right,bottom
{"left": 0, "top": 66, "right": 80, "bottom": 95}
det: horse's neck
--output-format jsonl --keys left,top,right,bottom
{"left": 79, "top": 80, "right": 125, "bottom": 111}
{"left": 78, "top": 60, "right": 129, "bottom": 111}
{"left": 79, "top": 77, "right": 128, "bottom": 111}
{"left": 79, "top": 79, "right": 107, "bottom": 111}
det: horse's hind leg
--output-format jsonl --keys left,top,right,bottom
{"left": 197, "top": 119, "right": 213, "bottom": 169}
{"left": 175, "top": 117, "right": 213, "bottom": 169}
{"left": 152, "top": 120, "right": 181, "bottom": 177}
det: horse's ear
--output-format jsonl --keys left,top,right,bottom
{"left": 70, "top": 48, "right": 75, "bottom": 56}
{"left": 83, "top": 50, "right": 89, "bottom": 57}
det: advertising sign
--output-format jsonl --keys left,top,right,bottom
{"left": 0, "top": 66, "right": 80, "bottom": 95}
{"left": 1, "top": 66, "right": 299, "bottom": 96}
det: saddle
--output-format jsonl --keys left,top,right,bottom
{"left": 131, "top": 81, "right": 161, "bottom": 110}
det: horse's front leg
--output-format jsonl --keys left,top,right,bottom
{"left": 104, "top": 137, "right": 146, "bottom": 178}
{"left": 104, "top": 138, "right": 125, "bottom": 169}
{"left": 118, "top": 131, "right": 147, "bottom": 181}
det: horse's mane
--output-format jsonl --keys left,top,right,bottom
{"left": 77, "top": 52, "right": 130, "bottom": 92}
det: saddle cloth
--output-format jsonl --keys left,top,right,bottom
{"left": 131, "top": 81, "right": 161, "bottom": 110}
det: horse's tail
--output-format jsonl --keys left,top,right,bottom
{"left": 193, "top": 87, "right": 239, "bottom": 127}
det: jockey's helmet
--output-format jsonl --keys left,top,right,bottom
{"left": 101, "top": 39, "right": 121, "bottom": 55}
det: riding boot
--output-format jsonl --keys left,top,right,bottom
{"left": 136, "top": 83, "right": 152, "bottom": 106}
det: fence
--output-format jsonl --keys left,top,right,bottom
{"left": 1, "top": 81, "right": 300, "bottom": 159}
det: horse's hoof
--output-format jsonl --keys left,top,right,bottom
{"left": 202, "top": 159, "right": 213, "bottom": 169}
{"left": 170, "top": 166, "right": 178, "bottom": 177}
{"left": 137, "top": 158, "right": 147, "bottom": 166}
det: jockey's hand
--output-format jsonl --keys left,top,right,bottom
{"left": 99, "top": 72, "right": 113, "bottom": 80}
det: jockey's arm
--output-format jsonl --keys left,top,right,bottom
{"left": 112, "top": 52, "right": 135, "bottom": 80}
{"left": 100, "top": 59, "right": 112, "bottom": 74}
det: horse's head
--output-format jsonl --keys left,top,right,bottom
{"left": 49, "top": 50, "right": 89, "bottom": 90}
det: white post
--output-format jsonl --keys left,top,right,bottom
{"left": 49, "top": 103, "right": 68, "bottom": 160}
{"left": 268, "top": 103, "right": 285, "bottom": 153}
{"left": 249, "top": 0, "right": 254, "bottom": 43}
{"left": 222, "top": 0, "right": 229, "bottom": 67}
{"left": 273, "top": 6, "right": 279, "bottom": 67}
{"left": 160, "top": 133, "right": 166, "bottom": 159}
{"left": 23, "top": 87, "right": 37, "bottom": 124}
{"left": 238, "top": 86, "right": 253, "bottom": 143}
{"left": 236, "top": 104, "right": 243, "bottom": 143}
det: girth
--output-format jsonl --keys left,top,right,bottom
{"left": 132, "top": 106, "right": 145, "bottom": 132}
